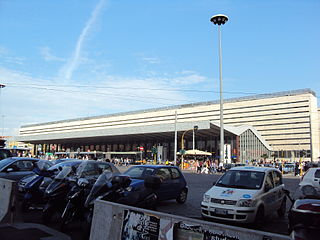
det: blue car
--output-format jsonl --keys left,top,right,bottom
{"left": 124, "top": 165, "right": 188, "bottom": 204}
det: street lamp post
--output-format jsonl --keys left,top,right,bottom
{"left": 180, "top": 126, "right": 198, "bottom": 169}
{"left": 210, "top": 14, "right": 228, "bottom": 164}
{"left": 0, "top": 84, "right": 5, "bottom": 139}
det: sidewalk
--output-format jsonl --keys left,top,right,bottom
{"left": 0, "top": 223, "right": 71, "bottom": 240}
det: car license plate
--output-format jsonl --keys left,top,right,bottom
{"left": 215, "top": 208, "right": 228, "bottom": 215}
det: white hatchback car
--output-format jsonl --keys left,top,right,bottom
{"left": 201, "top": 166, "right": 286, "bottom": 223}
{"left": 299, "top": 167, "right": 320, "bottom": 197}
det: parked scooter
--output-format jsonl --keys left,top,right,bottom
{"left": 20, "top": 161, "right": 55, "bottom": 211}
{"left": 285, "top": 188, "right": 320, "bottom": 240}
{"left": 42, "top": 166, "right": 77, "bottom": 223}
{"left": 82, "top": 172, "right": 161, "bottom": 239}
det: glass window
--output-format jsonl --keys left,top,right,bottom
{"left": 272, "top": 171, "right": 282, "bottom": 187}
{"left": 124, "top": 167, "right": 155, "bottom": 179}
{"left": 315, "top": 170, "right": 320, "bottom": 178}
{"left": 264, "top": 172, "right": 274, "bottom": 189}
{"left": 8, "top": 160, "right": 34, "bottom": 172}
{"left": 170, "top": 168, "right": 181, "bottom": 179}
{"left": 216, "top": 170, "right": 265, "bottom": 190}
{"left": 155, "top": 168, "right": 171, "bottom": 180}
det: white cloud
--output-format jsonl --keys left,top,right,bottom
{"left": 141, "top": 57, "right": 161, "bottom": 64}
{"left": 59, "top": 0, "right": 107, "bottom": 81}
{"left": 0, "top": 66, "right": 203, "bottom": 136}
{"left": 39, "top": 47, "right": 65, "bottom": 62}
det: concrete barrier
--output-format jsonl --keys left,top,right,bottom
{"left": 0, "top": 178, "right": 16, "bottom": 223}
{"left": 90, "top": 200, "right": 292, "bottom": 240}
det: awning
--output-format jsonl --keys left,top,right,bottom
{"left": 177, "top": 149, "right": 212, "bottom": 156}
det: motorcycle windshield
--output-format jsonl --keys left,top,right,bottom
{"left": 85, "top": 172, "right": 116, "bottom": 206}
{"left": 55, "top": 166, "right": 73, "bottom": 180}
{"left": 76, "top": 160, "right": 101, "bottom": 178}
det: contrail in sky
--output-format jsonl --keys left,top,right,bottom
{"left": 63, "top": 0, "right": 106, "bottom": 80}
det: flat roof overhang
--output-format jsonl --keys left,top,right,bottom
{"left": 14, "top": 121, "right": 237, "bottom": 145}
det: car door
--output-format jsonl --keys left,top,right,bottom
{"left": 3, "top": 160, "right": 35, "bottom": 180}
{"left": 260, "top": 171, "right": 277, "bottom": 215}
{"left": 154, "top": 167, "right": 173, "bottom": 201}
{"left": 313, "top": 169, "right": 320, "bottom": 188}
{"left": 169, "top": 167, "right": 183, "bottom": 198}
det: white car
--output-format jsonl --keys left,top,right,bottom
{"left": 201, "top": 166, "right": 286, "bottom": 223}
{"left": 299, "top": 167, "right": 320, "bottom": 197}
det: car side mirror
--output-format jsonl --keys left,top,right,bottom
{"left": 212, "top": 181, "right": 216, "bottom": 186}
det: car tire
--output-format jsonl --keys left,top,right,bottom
{"left": 254, "top": 206, "right": 264, "bottom": 225}
{"left": 176, "top": 188, "right": 188, "bottom": 204}
{"left": 277, "top": 196, "right": 287, "bottom": 218}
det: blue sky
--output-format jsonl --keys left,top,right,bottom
{"left": 0, "top": 0, "right": 319, "bottom": 136}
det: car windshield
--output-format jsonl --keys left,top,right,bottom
{"left": 216, "top": 170, "right": 265, "bottom": 190}
{"left": 124, "top": 166, "right": 155, "bottom": 179}
{"left": 0, "top": 158, "right": 13, "bottom": 170}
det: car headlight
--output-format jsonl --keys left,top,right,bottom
{"left": 237, "top": 199, "right": 256, "bottom": 207}
{"left": 203, "top": 194, "right": 210, "bottom": 203}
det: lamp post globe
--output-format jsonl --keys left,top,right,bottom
{"left": 210, "top": 14, "right": 228, "bottom": 25}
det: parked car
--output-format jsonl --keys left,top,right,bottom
{"left": 0, "top": 148, "right": 13, "bottom": 160}
{"left": 124, "top": 165, "right": 188, "bottom": 203}
{"left": 0, "top": 157, "right": 44, "bottom": 180}
{"left": 201, "top": 166, "right": 286, "bottom": 223}
{"left": 299, "top": 167, "right": 320, "bottom": 197}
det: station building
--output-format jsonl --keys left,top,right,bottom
{"left": 15, "top": 89, "right": 320, "bottom": 163}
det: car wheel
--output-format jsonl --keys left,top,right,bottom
{"left": 277, "top": 196, "right": 287, "bottom": 218}
{"left": 254, "top": 206, "right": 264, "bottom": 225}
{"left": 176, "top": 188, "right": 188, "bottom": 204}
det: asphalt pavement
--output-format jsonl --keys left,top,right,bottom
{"left": 0, "top": 165, "right": 300, "bottom": 240}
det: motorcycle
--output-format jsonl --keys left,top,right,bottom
{"left": 59, "top": 161, "right": 105, "bottom": 231}
{"left": 20, "top": 161, "right": 55, "bottom": 212}
{"left": 42, "top": 165, "right": 77, "bottom": 224}
{"left": 286, "top": 187, "right": 320, "bottom": 240}
{"left": 82, "top": 173, "right": 161, "bottom": 239}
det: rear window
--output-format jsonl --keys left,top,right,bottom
{"left": 315, "top": 170, "right": 320, "bottom": 178}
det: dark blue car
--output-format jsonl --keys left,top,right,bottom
{"left": 124, "top": 165, "right": 188, "bottom": 204}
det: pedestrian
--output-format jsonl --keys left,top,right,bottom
{"left": 196, "top": 160, "right": 201, "bottom": 174}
